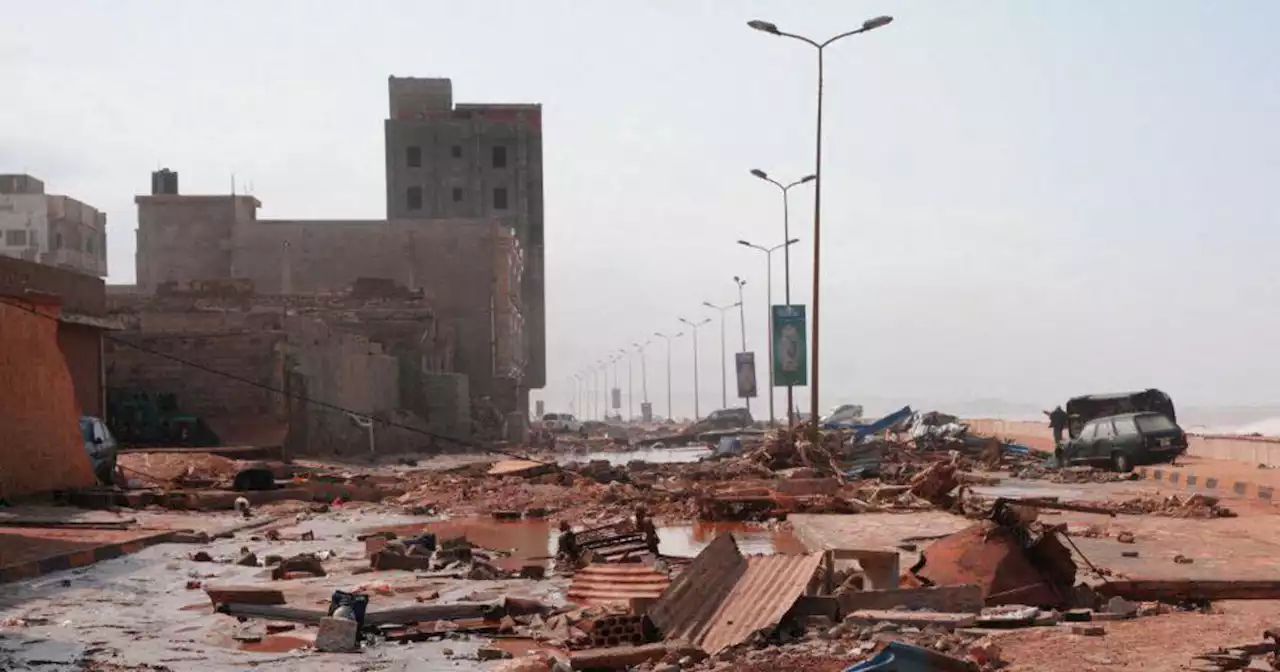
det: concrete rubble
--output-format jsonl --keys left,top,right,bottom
{"left": 0, "top": 410, "right": 1277, "bottom": 671}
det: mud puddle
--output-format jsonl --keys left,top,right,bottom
{"left": 374, "top": 518, "right": 802, "bottom": 564}
{"left": 239, "top": 633, "right": 313, "bottom": 653}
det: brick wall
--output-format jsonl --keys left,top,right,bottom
{"left": 58, "top": 323, "right": 103, "bottom": 418}
{"left": 105, "top": 331, "right": 287, "bottom": 444}
{"left": 0, "top": 297, "right": 96, "bottom": 498}
{"left": 0, "top": 255, "right": 105, "bottom": 316}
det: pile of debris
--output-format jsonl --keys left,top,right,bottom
{"left": 1095, "top": 493, "right": 1236, "bottom": 519}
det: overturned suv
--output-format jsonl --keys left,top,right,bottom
{"left": 1058, "top": 412, "right": 1187, "bottom": 473}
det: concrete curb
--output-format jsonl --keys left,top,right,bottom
{"left": 0, "top": 529, "right": 179, "bottom": 584}
{"left": 1135, "top": 466, "right": 1275, "bottom": 503}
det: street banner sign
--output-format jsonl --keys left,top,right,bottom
{"left": 771, "top": 305, "right": 807, "bottom": 387}
{"left": 736, "top": 352, "right": 758, "bottom": 398}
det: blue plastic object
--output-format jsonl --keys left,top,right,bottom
{"left": 844, "top": 642, "right": 975, "bottom": 671}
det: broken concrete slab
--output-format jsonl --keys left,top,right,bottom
{"left": 844, "top": 609, "right": 978, "bottom": 630}
{"left": 836, "top": 585, "right": 984, "bottom": 614}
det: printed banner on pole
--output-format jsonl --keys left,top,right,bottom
{"left": 735, "top": 352, "right": 758, "bottom": 398}
{"left": 611, "top": 388, "right": 621, "bottom": 410}
{"left": 771, "top": 305, "right": 807, "bottom": 387}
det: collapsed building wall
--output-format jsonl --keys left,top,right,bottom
{"left": 0, "top": 296, "right": 97, "bottom": 499}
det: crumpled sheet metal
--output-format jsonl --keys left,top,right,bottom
{"left": 911, "top": 521, "right": 1076, "bottom": 607}
{"left": 649, "top": 534, "right": 823, "bottom": 654}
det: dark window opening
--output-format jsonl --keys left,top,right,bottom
{"left": 492, "top": 145, "right": 508, "bottom": 168}
{"left": 451, "top": 145, "right": 463, "bottom": 159}
{"left": 406, "top": 146, "right": 422, "bottom": 167}
{"left": 406, "top": 186, "right": 423, "bottom": 210}
{"left": 54, "top": 232, "right": 63, "bottom": 249}
{"left": 452, "top": 187, "right": 463, "bottom": 202}
{"left": 493, "top": 187, "right": 509, "bottom": 210}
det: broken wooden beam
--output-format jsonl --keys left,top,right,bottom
{"left": 570, "top": 643, "right": 669, "bottom": 670}
{"left": 204, "top": 585, "right": 285, "bottom": 607}
{"left": 838, "top": 585, "right": 985, "bottom": 614}
{"left": 217, "top": 603, "right": 328, "bottom": 624}
{"left": 362, "top": 601, "right": 499, "bottom": 627}
{"left": 1097, "top": 580, "right": 1280, "bottom": 602}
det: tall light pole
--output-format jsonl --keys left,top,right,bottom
{"left": 749, "top": 171, "right": 814, "bottom": 425}
{"left": 679, "top": 318, "right": 711, "bottom": 420}
{"left": 610, "top": 353, "right": 623, "bottom": 420}
{"left": 597, "top": 359, "right": 607, "bottom": 421}
{"left": 625, "top": 348, "right": 635, "bottom": 422}
{"left": 732, "top": 276, "right": 750, "bottom": 415}
{"left": 738, "top": 238, "right": 800, "bottom": 426}
{"left": 749, "top": 14, "right": 894, "bottom": 435}
{"left": 633, "top": 340, "right": 651, "bottom": 419}
{"left": 703, "top": 300, "right": 741, "bottom": 409}
{"left": 654, "top": 331, "right": 683, "bottom": 421}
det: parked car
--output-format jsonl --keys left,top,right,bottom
{"left": 690, "top": 408, "right": 754, "bottom": 435}
{"left": 541, "top": 413, "right": 584, "bottom": 435}
{"left": 1064, "top": 389, "right": 1176, "bottom": 439}
{"left": 1058, "top": 412, "right": 1187, "bottom": 472}
{"left": 80, "top": 416, "right": 118, "bottom": 485}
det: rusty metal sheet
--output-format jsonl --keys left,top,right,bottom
{"left": 567, "top": 563, "right": 671, "bottom": 606}
{"left": 912, "top": 521, "right": 1074, "bottom": 607}
{"left": 649, "top": 534, "right": 822, "bottom": 654}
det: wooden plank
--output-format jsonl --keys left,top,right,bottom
{"left": 204, "top": 585, "right": 285, "bottom": 606}
{"left": 1098, "top": 580, "right": 1280, "bottom": 601}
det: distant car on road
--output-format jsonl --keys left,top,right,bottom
{"left": 80, "top": 416, "right": 118, "bottom": 485}
{"left": 690, "top": 408, "right": 754, "bottom": 435}
{"left": 1059, "top": 412, "right": 1187, "bottom": 472}
{"left": 541, "top": 413, "right": 584, "bottom": 435}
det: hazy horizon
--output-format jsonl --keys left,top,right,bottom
{"left": 5, "top": 1, "right": 1280, "bottom": 420}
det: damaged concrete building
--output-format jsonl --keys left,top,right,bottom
{"left": 108, "top": 77, "right": 543, "bottom": 454}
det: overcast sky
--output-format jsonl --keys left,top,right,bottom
{"left": 4, "top": 1, "right": 1279, "bottom": 420}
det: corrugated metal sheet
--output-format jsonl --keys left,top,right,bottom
{"left": 567, "top": 563, "right": 671, "bottom": 605}
{"left": 649, "top": 534, "right": 822, "bottom": 654}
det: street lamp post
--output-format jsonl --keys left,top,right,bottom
{"left": 654, "top": 331, "right": 683, "bottom": 421}
{"left": 748, "top": 171, "right": 814, "bottom": 426}
{"left": 634, "top": 340, "right": 651, "bottom": 420}
{"left": 749, "top": 14, "right": 894, "bottom": 436}
{"left": 678, "top": 318, "right": 711, "bottom": 420}
{"left": 732, "top": 276, "right": 750, "bottom": 415}
{"left": 738, "top": 238, "right": 800, "bottom": 426}
{"left": 702, "top": 300, "right": 741, "bottom": 410}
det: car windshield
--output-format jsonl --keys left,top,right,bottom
{"left": 1136, "top": 414, "right": 1177, "bottom": 433}
{"left": 542, "top": 414, "right": 558, "bottom": 421}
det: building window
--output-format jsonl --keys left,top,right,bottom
{"left": 406, "top": 146, "right": 422, "bottom": 168}
{"left": 87, "top": 235, "right": 96, "bottom": 254}
{"left": 53, "top": 232, "right": 63, "bottom": 249}
{"left": 451, "top": 145, "right": 463, "bottom": 159}
{"left": 452, "top": 187, "right": 463, "bottom": 202}
{"left": 406, "top": 186, "right": 423, "bottom": 210}
{"left": 4, "top": 230, "right": 26, "bottom": 247}
{"left": 492, "top": 145, "right": 508, "bottom": 168}
{"left": 493, "top": 187, "right": 509, "bottom": 210}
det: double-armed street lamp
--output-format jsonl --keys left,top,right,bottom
{"left": 654, "top": 331, "right": 684, "bottom": 421}
{"left": 678, "top": 317, "right": 712, "bottom": 420}
{"left": 747, "top": 14, "right": 894, "bottom": 436}
{"left": 701, "top": 300, "right": 741, "bottom": 410}
{"left": 738, "top": 238, "right": 800, "bottom": 426}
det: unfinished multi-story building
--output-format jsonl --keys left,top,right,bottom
{"left": 383, "top": 77, "right": 545, "bottom": 390}
{"left": 119, "top": 77, "right": 540, "bottom": 450}
{"left": 0, "top": 174, "right": 109, "bottom": 278}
